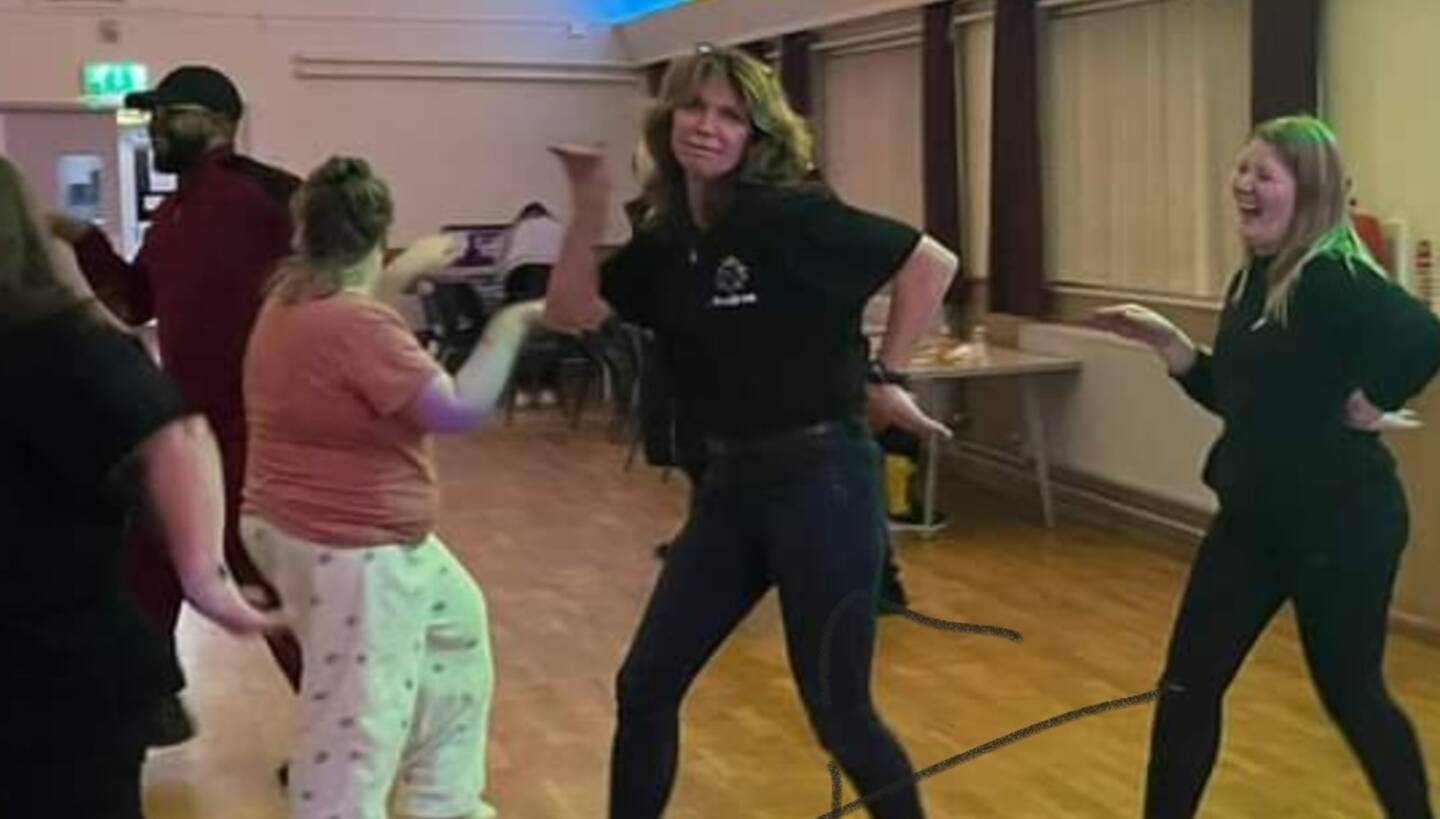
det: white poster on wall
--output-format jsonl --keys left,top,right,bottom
{"left": 56, "top": 152, "right": 103, "bottom": 225}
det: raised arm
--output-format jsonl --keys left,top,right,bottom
{"left": 402, "top": 300, "right": 544, "bottom": 433}
{"left": 543, "top": 145, "right": 613, "bottom": 332}
{"left": 374, "top": 233, "right": 464, "bottom": 306}
{"left": 1088, "top": 304, "right": 1215, "bottom": 413}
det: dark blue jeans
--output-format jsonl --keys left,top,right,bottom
{"left": 609, "top": 421, "right": 924, "bottom": 818}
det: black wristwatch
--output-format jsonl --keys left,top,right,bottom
{"left": 865, "top": 359, "right": 911, "bottom": 389}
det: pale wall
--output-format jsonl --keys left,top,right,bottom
{"left": 0, "top": 0, "right": 648, "bottom": 242}
{"left": 2, "top": 109, "right": 122, "bottom": 230}
{"left": 1325, "top": 0, "right": 1440, "bottom": 629}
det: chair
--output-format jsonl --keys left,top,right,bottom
{"left": 571, "top": 321, "right": 645, "bottom": 437}
{"left": 504, "top": 328, "right": 607, "bottom": 428}
{"left": 418, "top": 281, "right": 491, "bottom": 373}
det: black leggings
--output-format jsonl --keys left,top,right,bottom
{"left": 1146, "top": 483, "right": 1432, "bottom": 818}
{"left": 610, "top": 426, "right": 924, "bottom": 818}
{"left": 1, "top": 710, "right": 148, "bottom": 818}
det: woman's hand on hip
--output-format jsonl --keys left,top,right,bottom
{"left": 865, "top": 383, "right": 952, "bottom": 440}
{"left": 1345, "top": 388, "right": 1422, "bottom": 432}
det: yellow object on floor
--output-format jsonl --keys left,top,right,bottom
{"left": 885, "top": 454, "right": 914, "bottom": 516}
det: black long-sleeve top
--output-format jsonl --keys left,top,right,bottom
{"left": 1177, "top": 252, "right": 1440, "bottom": 509}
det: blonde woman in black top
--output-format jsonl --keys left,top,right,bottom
{"left": 0, "top": 156, "right": 281, "bottom": 818}
{"left": 1093, "top": 115, "right": 1440, "bottom": 818}
{"left": 546, "top": 47, "right": 957, "bottom": 818}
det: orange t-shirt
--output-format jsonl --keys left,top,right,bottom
{"left": 243, "top": 292, "right": 443, "bottom": 546}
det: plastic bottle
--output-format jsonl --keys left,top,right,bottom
{"left": 970, "top": 324, "right": 989, "bottom": 363}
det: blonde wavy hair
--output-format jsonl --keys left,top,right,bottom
{"left": 1234, "top": 115, "right": 1383, "bottom": 325}
{"left": 640, "top": 45, "right": 815, "bottom": 227}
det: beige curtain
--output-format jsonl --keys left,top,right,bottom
{"left": 960, "top": 17, "right": 994, "bottom": 281}
{"left": 1041, "top": 0, "right": 1250, "bottom": 298}
{"left": 820, "top": 41, "right": 925, "bottom": 225}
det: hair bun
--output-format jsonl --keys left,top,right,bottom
{"left": 312, "top": 156, "right": 371, "bottom": 188}
{"left": 291, "top": 155, "right": 393, "bottom": 279}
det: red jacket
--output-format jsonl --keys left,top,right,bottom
{"left": 75, "top": 147, "right": 298, "bottom": 442}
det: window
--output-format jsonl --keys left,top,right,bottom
{"left": 1041, "top": 0, "right": 1251, "bottom": 299}
{"left": 818, "top": 15, "right": 924, "bottom": 226}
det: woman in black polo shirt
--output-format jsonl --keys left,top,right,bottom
{"left": 0, "top": 156, "right": 280, "bottom": 818}
{"left": 545, "top": 47, "right": 957, "bottom": 818}
{"left": 1093, "top": 115, "right": 1439, "bottom": 817}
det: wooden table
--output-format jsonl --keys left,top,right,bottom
{"left": 901, "top": 340, "right": 1081, "bottom": 531}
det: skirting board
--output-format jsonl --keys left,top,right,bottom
{"left": 945, "top": 439, "right": 1209, "bottom": 550}
{"left": 942, "top": 440, "right": 1440, "bottom": 646}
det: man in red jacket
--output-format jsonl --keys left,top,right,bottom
{"left": 50, "top": 65, "right": 303, "bottom": 743}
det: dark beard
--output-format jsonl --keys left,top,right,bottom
{"left": 153, "top": 131, "right": 209, "bottom": 174}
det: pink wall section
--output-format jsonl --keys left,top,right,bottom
{"left": 0, "top": 1, "right": 644, "bottom": 242}
{"left": 2, "top": 108, "right": 121, "bottom": 240}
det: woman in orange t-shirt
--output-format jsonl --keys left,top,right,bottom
{"left": 241, "top": 156, "right": 541, "bottom": 819}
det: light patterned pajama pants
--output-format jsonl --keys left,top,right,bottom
{"left": 242, "top": 515, "right": 497, "bottom": 819}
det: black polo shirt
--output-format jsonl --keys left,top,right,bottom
{"left": 0, "top": 308, "right": 186, "bottom": 731}
{"left": 602, "top": 183, "right": 920, "bottom": 439}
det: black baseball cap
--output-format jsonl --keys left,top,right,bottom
{"left": 124, "top": 65, "right": 244, "bottom": 120}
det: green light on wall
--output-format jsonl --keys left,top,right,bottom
{"left": 82, "top": 62, "right": 149, "bottom": 100}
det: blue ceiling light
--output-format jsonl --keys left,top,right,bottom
{"left": 602, "top": 0, "right": 692, "bottom": 25}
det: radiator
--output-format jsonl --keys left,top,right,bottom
{"left": 1016, "top": 323, "right": 1221, "bottom": 512}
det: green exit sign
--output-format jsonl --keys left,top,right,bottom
{"left": 82, "top": 62, "right": 148, "bottom": 100}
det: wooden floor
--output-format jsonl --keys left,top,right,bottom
{"left": 145, "top": 412, "right": 1440, "bottom": 818}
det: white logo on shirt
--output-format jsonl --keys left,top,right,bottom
{"left": 710, "top": 255, "right": 758, "bottom": 308}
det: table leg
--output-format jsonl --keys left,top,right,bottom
{"left": 922, "top": 428, "right": 939, "bottom": 534}
{"left": 1020, "top": 377, "right": 1056, "bottom": 528}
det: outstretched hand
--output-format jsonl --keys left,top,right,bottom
{"left": 1088, "top": 303, "right": 1187, "bottom": 349}
{"left": 1087, "top": 304, "right": 1197, "bottom": 375}
{"left": 401, "top": 233, "right": 464, "bottom": 273}
{"left": 389, "top": 233, "right": 464, "bottom": 291}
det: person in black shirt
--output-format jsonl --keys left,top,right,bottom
{"left": 637, "top": 162, "right": 917, "bottom": 608}
{"left": 1092, "top": 115, "right": 1440, "bottom": 818}
{"left": 545, "top": 47, "right": 957, "bottom": 818}
{"left": 648, "top": 370, "right": 918, "bottom": 609}
{"left": 0, "top": 156, "right": 281, "bottom": 818}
